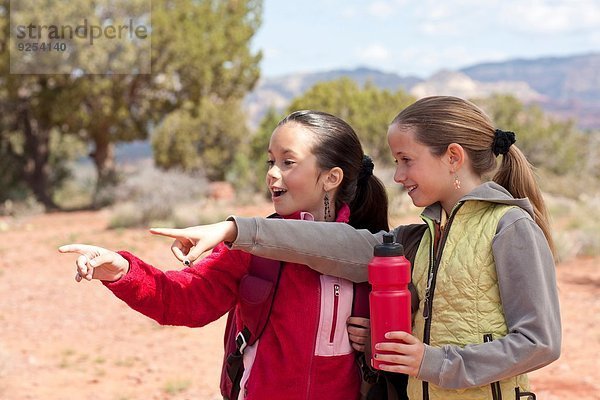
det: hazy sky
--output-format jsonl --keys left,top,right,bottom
{"left": 251, "top": 0, "right": 600, "bottom": 78}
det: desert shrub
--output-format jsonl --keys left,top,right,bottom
{"left": 551, "top": 193, "right": 600, "bottom": 260}
{"left": 53, "top": 161, "right": 96, "bottom": 210}
{"left": 0, "top": 197, "right": 45, "bottom": 218}
{"left": 109, "top": 163, "right": 209, "bottom": 228}
{"left": 168, "top": 202, "right": 231, "bottom": 228}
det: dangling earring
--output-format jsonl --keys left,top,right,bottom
{"left": 324, "top": 192, "right": 331, "bottom": 220}
{"left": 453, "top": 174, "right": 461, "bottom": 190}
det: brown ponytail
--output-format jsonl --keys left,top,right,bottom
{"left": 349, "top": 172, "right": 389, "bottom": 234}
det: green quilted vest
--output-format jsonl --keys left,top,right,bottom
{"left": 408, "top": 201, "right": 530, "bottom": 400}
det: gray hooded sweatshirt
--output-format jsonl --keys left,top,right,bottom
{"left": 228, "top": 182, "right": 561, "bottom": 390}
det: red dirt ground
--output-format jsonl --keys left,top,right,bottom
{"left": 0, "top": 209, "right": 598, "bottom": 400}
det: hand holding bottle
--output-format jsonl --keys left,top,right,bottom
{"left": 373, "top": 331, "right": 425, "bottom": 377}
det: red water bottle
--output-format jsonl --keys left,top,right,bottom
{"left": 369, "top": 232, "right": 412, "bottom": 370}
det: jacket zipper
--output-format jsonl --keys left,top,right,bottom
{"left": 329, "top": 283, "right": 340, "bottom": 343}
{"left": 421, "top": 202, "right": 464, "bottom": 400}
{"left": 484, "top": 334, "right": 503, "bottom": 400}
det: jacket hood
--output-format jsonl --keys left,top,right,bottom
{"left": 423, "top": 181, "right": 535, "bottom": 221}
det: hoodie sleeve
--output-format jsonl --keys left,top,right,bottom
{"left": 227, "top": 216, "right": 384, "bottom": 283}
{"left": 417, "top": 208, "right": 561, "bottom": 388}
{"left": 103, "top": 243, "right": 251, "bottom": 327}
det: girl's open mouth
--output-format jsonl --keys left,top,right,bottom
{"left": 272, "top": 188, "right": 287, "bottom": 197}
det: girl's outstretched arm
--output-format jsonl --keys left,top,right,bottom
{"left": 228, "top": 216, "right": 384, "bottom": 282}
{"left": 152, "top": 218, "right": 385, "bottom": 282}
{"left": 59, "top": 242, "right": 250, "bottom": 327}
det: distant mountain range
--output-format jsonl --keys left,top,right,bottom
{"left": 245, "top": 52, "right": 600, "bottom": 131}
{"left": 116, "top": 53, "right": 599, "bottom": 162}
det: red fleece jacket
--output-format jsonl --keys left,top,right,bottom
{"left": 103, "top": 208, "right": 361, "bottom": 400}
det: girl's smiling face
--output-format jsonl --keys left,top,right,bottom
{"left": 266, "top": 122, "right": 329, "bottom": 219}
{"left": 387, "top": 124, "right": 456, "bottom": 212}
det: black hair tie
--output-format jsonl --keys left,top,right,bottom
{"left": 492, "top": 129, "right": 516, "bottom": 156}
{"left": 358, "top": 155, "right": 374, "bottom": 182}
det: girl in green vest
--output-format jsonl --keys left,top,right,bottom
{"left": 152, "top": 96, "right": 561, "bottom": 400}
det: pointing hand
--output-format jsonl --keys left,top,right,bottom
{"left": 149, "top": 221, "right": 237, "bottom": 266}
{"left": 58, "top": 244, "right": 129, "bottom": 282}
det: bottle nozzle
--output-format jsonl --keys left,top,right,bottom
{"left": 383, "top": 232, "right": 394, "bottom": 244}
{"left": 374, "top": 232, "right": 404, "bottom": 256}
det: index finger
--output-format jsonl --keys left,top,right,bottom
{"left": 149, "top": 227, "right": 188, "bottom": 239}
{"left": 58, "top": 244, "right": 96, "bottom": 255}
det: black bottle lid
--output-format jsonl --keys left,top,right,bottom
{"left": 374, "top": 232, "right": 405, "bottom": 257}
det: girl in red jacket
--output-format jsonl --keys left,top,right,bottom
{"left": 59, "top": 110, "right": 389, "bottom": 400}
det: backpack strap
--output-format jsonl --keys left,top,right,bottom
{"left": 221, "top": 214, "right": 283, "bottom": 400}
{"left": 224, "top": 254, "right": 283, "bottom": 400}
{"left": 394, "top": 223, "right": 427, "bottom": 264}
{"left": 235, "top": 253, "right": 283, "bottom": 349}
